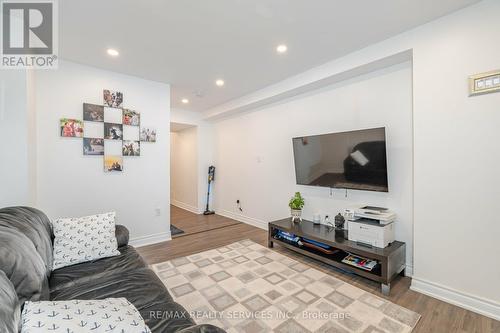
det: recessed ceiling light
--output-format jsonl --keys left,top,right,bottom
{"left": 276, "top": 44, "right": 287, "bottom": 54}
{"left": 181, "top": 98, "right": 189, "bottom": 104}
{"left": 215, "top": 79, "right": 225, "bottom": 87}
{"left": 107, "top": 48, "right": 119, "bottom": 57}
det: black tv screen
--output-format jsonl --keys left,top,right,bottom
{"left": 292, "top": 127, "right": 388, "bottom": 192}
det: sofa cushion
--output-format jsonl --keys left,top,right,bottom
{"left": 49, "top": 246, "right": 147, "bottom": 292}
{"left": 21, "top": 298, "right": 151, "bottom": 333}
{"left": 141, "top": 300, "right": 200, "bottom": 333}
{"left": 0, "top": 206, "right": 53, "bottom": 276}
{"left": 116, "top": 224, "right": 130, "bottom": 247}
{"left": 52, "top": 212, "right": 120, "bottom": 270}
{"left": 51, "top": 267, "right": 173, "bottom": 305}
{"left": 51, "top": 268, "right": 197, "bottom": 332}
{"left": 0, "top": 226, "right": 49, "bottom": 305}
{"left": 0, "top": 270, "right": 20, "bottom": 333}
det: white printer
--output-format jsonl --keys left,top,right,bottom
{"left": 353, "top": 206, "right": 396, "bottom": 225}
{"left": 346, "top": 206, "right": 396, "bottom": 248}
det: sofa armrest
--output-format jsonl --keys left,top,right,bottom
{"left": 176, "top": 324, "right": 226, "bottom": 333}
{"left": 115, "top": 225, "right": 129, "bottom": 247}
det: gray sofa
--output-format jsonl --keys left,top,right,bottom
{"left": 0, "top": 206, "right": 225, "bottom": 333}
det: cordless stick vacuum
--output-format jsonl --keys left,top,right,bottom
{"left": 203, "top": 166, "right": 216, "bottom": 215}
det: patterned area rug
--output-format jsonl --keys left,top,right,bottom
{"left": 151, "top": 240, "right": 420, "bottom": 333}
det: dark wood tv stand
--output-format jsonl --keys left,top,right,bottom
{"left": 268, "top": 218, "right": 406, "bottom": 295}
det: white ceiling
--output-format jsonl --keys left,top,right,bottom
{"left": 60, "top": 0, "right": 480, "bottom": 112}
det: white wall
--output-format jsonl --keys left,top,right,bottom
{"left": 34, "top": 61, "right": 171, "bottom": 245}
{"left": 205, "top": 0, "right": 500, "bottom": 319}
{"left": 170, "top": 127, "right": 199, "bottom": 212}
{"left": 171, "top": 109, "right": 215, "bottom": 213}
{"left": 0, "top": 70, "right": 36, "bottom": 207}
{"left": 213, "top": 63, "right": 413, "bottom": 269}
{"left": 410, "top": 1, "right": 500, "bottom": 317}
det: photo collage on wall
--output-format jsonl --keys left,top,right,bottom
{"left": 60, "top": 89, "right": 157, "bottom": 173}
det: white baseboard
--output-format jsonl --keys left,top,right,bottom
{"left": 411, "top": 277, "right": 500, "bottom": 321}
{"left": 404, "top": 264, "right": 413, "bottom": 277}
{"left": 129, "top": 231, "right": 172, "bottom": 247}
{"left": 171, "top": 200, "right": 202, "bottom": 214}
{"left": 216, "top": 209, "right": 268, "bottom": 230}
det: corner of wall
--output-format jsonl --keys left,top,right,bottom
{"left": 129, "top": 231, "right": 172, "bottom": 248}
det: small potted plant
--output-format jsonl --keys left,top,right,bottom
{"left": 289, "top": 192, "right": 305, "bottom": 223}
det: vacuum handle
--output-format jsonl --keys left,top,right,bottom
{"left": 208, "top": 166, "right": 215, "bottom": 182}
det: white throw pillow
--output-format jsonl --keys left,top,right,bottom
{"left": 52, "top": 212, "right": 120, "bottom": 270}
{"left": 21, "top": 298, "right": 151, "bottom": 333}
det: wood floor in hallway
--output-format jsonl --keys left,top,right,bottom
{"left": 169, "top": 204, "right": 240, "bottom": 237}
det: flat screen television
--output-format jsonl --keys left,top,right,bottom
{"left": 292, "top": 127, "right": 388, "bottom": 192}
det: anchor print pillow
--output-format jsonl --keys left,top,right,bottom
{"left": 51, "top": 212, "right": 120, "bottom": 270}
{"left": 21, "top": 298, "right": 151, "bottom": 333}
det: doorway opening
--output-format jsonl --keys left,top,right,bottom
{"left": 170, "top": 122, "right": 238, "bottom": 238}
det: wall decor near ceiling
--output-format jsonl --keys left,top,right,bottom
{"left": 60, "top": 89, "right": 157, "bottom": 173}
{"left": 469, "top": 69, "right": 500, "bottom": 96}
{"left": 103, "top": 89, "right": 123, "bottom": 108}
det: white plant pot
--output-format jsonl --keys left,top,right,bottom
{"left": 291, "top": 209, "right": 302, "bottom": 223}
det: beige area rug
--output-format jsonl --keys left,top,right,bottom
{"left": 151, "top": 240, "right": 420, "bottom": 333}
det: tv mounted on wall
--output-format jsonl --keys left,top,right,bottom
{"left": 292, "top": 127, "right": 388, "bottom": 192}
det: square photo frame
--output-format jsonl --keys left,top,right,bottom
{"left": 122, "top": 140, "right": 140, "bottom": 156}
{"left": 123, "top": 109, "right": 140, "bottom": 126}
{"left": 83, "top": 103, "right": 104, "bottom": 122}
{"left": 140, "top": 127, "right": 156, "bottom": 142}
{"left": 104, "top": 123, "right": 123, "bottom": 140}
{"left": 103, "top": 89, "right": 123, "bottom": 108}
{"left": 60, "top": 118, "right": 84, "bottom": 138}
{"left": 104, "top": 155, "right": 123, "bottom": 172}
{"left": 83, "top": 138, "right": 104, "bottom": 155}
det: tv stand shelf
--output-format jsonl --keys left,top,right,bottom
{"left": 268, "top": 218, "right": 406, "bottom": 295}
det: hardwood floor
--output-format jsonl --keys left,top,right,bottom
{"left": 170, "top": 205, "right": 240, "bottom": 237}
{"left": 138, "top": 209, "right": 499, "bottom": 333}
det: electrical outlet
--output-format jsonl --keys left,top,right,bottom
{"left": 155, "top": 208, "right": 161, "bottom": 216}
